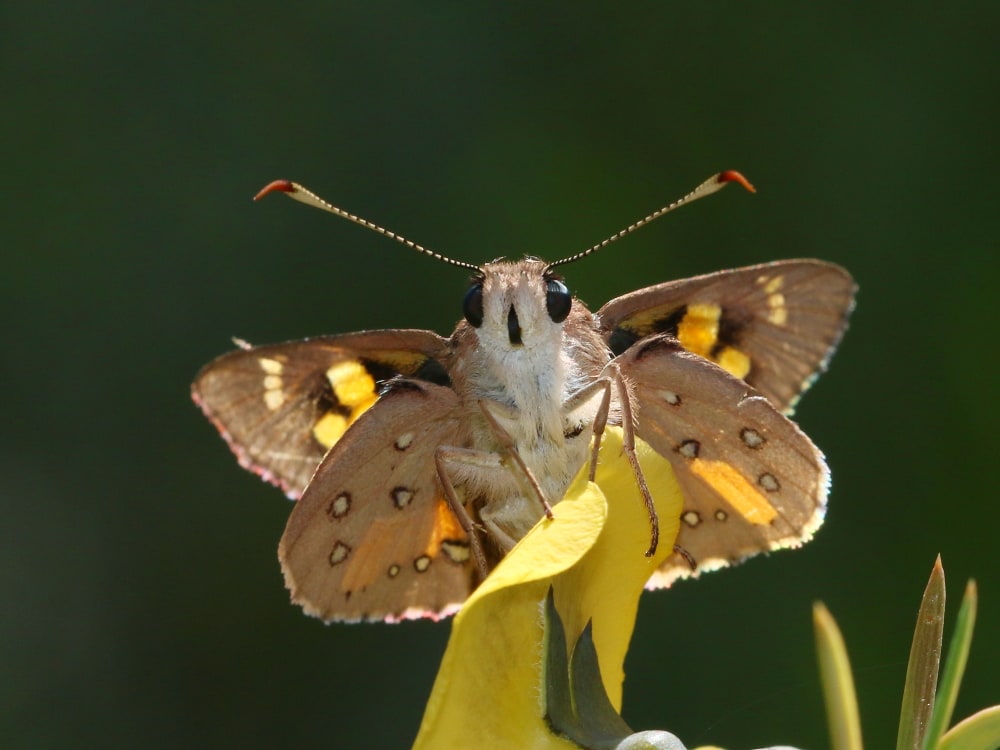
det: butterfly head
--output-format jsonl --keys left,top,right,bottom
{"left": 462, "top": 259, "right": 574, "bottom": 351}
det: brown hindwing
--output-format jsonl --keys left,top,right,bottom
{"left": 279, "top": 378, "right": 476, "bottom": 622}
{"left": 615, "top": 335, "right": 829, "bottom": 587}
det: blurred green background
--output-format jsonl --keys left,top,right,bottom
{"left": 5, "top": 2, "right": 997, "bottom": 748}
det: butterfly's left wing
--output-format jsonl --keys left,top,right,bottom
{"left": 192, "top": 330, "right": 450, "bottom": 498}
{"left": 279, "top": 378, "right": 476, "bottom": 623}
{"left": 615, "top": 335, "right": 829, "bottom": 587}
{"left": 598, "top": 259, "right": 856, "bottom": 414}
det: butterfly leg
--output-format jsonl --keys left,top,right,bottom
{"left": 560, "top": 378, "right": 612, "bottom": 482}
{"left": 476, "top": 399, "right": 555, "bottom": 521}
{"left": 603, "top": 362, "right": 660, "bottom": 557}
{"left": 434, "top": 446, "right": 498, "bottom": 578}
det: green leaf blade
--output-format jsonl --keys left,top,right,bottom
{"left": 898, "top": 556, "right": 946, "bottom": 750}
{"left": 924, "top": 579, "right": 978, "bottom": 750}
{"left": 937, "top": 706, "right": 1000, "bottom": 750}
{"left": 814, "top": 601, "right": 864, "bottom": 750}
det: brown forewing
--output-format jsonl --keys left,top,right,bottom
{"left": 598, "top": 259, "right": 856, "bottom": 413}
{"left": 191, "top": 330, "right": 450, "bottom": 497}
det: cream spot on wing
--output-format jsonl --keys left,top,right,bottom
{"left": 767, "top": 292, "right": 788, "bottom": 325}
{"left": 414, "top": 555, "right": 431, "bottom": 573}
{"left": 260, "top": 358, "right": 286, "bottom": 410}
{"left": 740, "top": 427, "right": 766, "bottom": 449}
{"left": 328, "top": 541, "right": 351, "bottom": 566}
{"left": 395, "top": 432, "right": 415, "bottom": 451}
{"left": 441, "top": 540, "right": 471, "bottom": 564}
{"left": 388, "top": 564, "right": 401, "bottom": 578}
{"left": 258, "top": 357, "right": 284, "bottom": 375}
{"left": 660, "top": 390, "right": 681, "bottom": 406}
{"left": 714, "top": 509, "right": 729, "bottom": 522}
{"left": 677, "top": 439, "right": 700, "bottom": 459}
{"left": 391, "top": 487, "right": 415, "bottom": 509}
{"left": 682, "top": 510, "right": 702, "bottom": 527}
{"left": 762, "top": 275, "right": 784, "bottom": 294}
{"left": 327, "top": 492, "right": 351, "bottom": 519}
{"left": 758, "top": 472, "right": 781, "bottom": 492}
{"left": 263, "top": 389, "right": 285, "bottom": 411}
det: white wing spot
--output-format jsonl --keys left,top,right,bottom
{"left": 767, "top": 292, "right": 788, "bottom": 325}
{"left": 260, "top": 358, "right": 286, "bottom": 410}
{"left": 392, "top": 487, "right": 415, "bottom": 509}
{"left": 388, "top": 564, "right": 401, "bottom": 578}
{"left": 328, "top": 492, "right": 351, "bottom": 519}
{"left": 258, "top": 357, "right": 284, "bottom": 375}
{"left": 414, "top": 555, "right": 431, "bottom": 573}
{"left": 758, "top": 473, "right": 780, "bottom": 492}
{"left": 441, "top": 540, "right": 471, "bottom": 564}
{"left": 328, "top": 541, "right": 351, "bottom": 566}
{"left": 677, "top": 439, "right": 700, "bottom": 459}
{"left": 740, "top": 428, "right": 766, "bottom": 449}
{"left": 661, "top": 390, "right": 681, "bottom": 406}
{"left": 263, "top": 389, "right": 285, "bottom": 411}
{"left": 682, "top": 510, "right": 702, "bottom": 527}
{"left": 714, "top": 509, "right": 729, "bottom": 522}
{"left": 395, "top": 432, "right": 415, "bottom": 451}
{"left": 761, "top": 275, "right": 784, "bottom": 294}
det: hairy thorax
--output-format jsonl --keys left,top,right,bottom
{"left": 447, "top": 291, "right": 610, "bottom": 549}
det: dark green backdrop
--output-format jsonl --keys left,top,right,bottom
{"left": 5, "top": 3, "right": 997, "bottom": 748}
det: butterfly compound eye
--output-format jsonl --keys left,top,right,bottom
{"left": 463, "top": 283, "right": 484, "bottom": 327}
{"left": 545, "top": 278, "right": 572, "bottom": 323}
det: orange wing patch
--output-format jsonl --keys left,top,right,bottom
{"left": 689, "top": 458, "right": 777, "bottom": 525}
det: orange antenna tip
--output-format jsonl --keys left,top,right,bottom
{"left": 254, "top": 180, "right": 296, "bottom": 201}
{"left": 718, "top": 170, "right": 756, "bottom": 193}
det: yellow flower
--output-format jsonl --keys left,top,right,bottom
{"left": 412, "top": 427, "right": 683, "bottom": 749}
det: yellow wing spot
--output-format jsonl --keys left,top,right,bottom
{"left": 689, "top": 458, "right": 777, "bottom": 525}
{"left": 715, "top": 346, "right": 751, "bottom": 379}
{"left": 676, "top": 303, "right": 721, "bottom": 357}
{"left": 762, "top": 275, "right": 784, "bottom": 294}
{"left": 327, "top": 361, "right": 377, "bottom": 408}
{"left": 313, "top": 412, "right": 349, "bottom": 449}
{"left": 767, "top": 292, "right": 788, "bottom": 325}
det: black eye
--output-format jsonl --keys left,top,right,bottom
{"left": 463, "top": 283, "right": 484, "bottom": 327}
{"left": 545, "top": 278, "right": 572, "bottom": 323}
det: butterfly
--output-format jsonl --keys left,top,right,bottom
{"left": 192, "top": 171, "right": 856, "bottom": 622}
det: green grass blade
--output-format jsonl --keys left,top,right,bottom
{"left": 814, "top": 602, "right": 864, "bottom": 750}
{"left": 924, "top": 580, "right": 978, "bottom": 750}
{"left": 937, "top": 706, "right": 1000, "bottom": 750}
{"left": 898, "top": 557, "right": 946, "bottom": 750}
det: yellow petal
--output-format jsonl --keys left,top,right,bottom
{"left": 412, "top": 428, "right": 683, "bottom": 748}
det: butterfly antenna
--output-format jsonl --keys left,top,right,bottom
{"left": 255, "top": 180, "right": 481, "bottom": 272}
{"left": 546, "top": 170, "right": 756, "bottom": 271}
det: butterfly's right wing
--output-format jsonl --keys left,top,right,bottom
{"left": 598, "top": 260, "right": 856, "bottom": 414}
{"left": 615, "top": 335, "right": 829, "bottom": 588}
{"left": 192, "top": 330, "right": 450, "bottom": 498}
{"left": 279, "top": 378, "right": 477, "bottom": 623}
